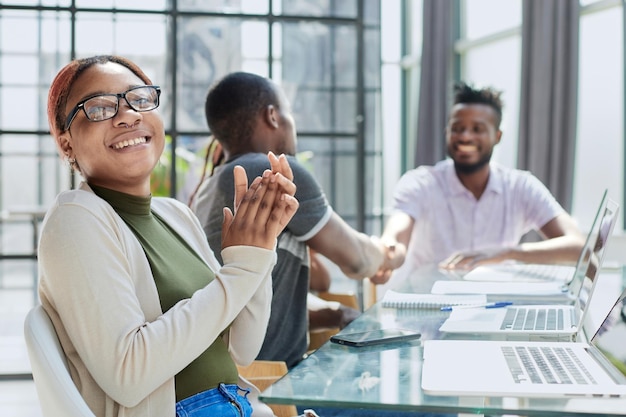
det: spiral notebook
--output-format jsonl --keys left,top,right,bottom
{"left": 381, "top": 290, "right": 487, "bottom": 309}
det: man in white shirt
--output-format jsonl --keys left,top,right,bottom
{"left": 374, "top": 82, "right": 585, "bottom": 282}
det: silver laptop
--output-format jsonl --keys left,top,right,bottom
{"left": 430, "top": 190, "right": 609, "bottom": 301}
{"left": 422, "top": 285, "right": 626, "bottom": 398}
{"left": 438, "top": 197, "right": 619, "bottom": 339}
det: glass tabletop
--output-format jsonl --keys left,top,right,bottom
{"left": 260, "top": 265, "right": 626, "bottom": 416}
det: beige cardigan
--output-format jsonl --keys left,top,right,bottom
{"left": 38, "top": 183, "right": 275, "bottom": 417}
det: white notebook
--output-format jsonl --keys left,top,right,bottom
{"left": 381, "top": 290, "right": 487, "bottom": 309}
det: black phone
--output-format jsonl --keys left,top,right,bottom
{"left": 329, "top": 328, "right": 421, "bottom": 347}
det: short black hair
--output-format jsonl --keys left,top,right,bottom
{"left": 452, "top": 81, "right": 504, "bottom": 129}
{"left": 204, "top": 72, "right": 280, "bottom": 152}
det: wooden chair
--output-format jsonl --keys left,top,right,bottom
{"left": 237, "top": 360, "right": 297, "bottom": 417}
{"left": 307, "top": 291, "right": 360, "bottom": 352}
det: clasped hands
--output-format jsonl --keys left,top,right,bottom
{"left": 221, "top": 151, "right": 299, "bottom": 251}
{"left": 369, "top": 240, "right": 406, "bottom": 285}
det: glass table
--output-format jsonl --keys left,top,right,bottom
{"left": 260, "top": 265, "right": 626, "bottom": 416}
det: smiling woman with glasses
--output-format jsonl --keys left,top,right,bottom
{"left": 38, "top": 55, "right": 299, "bottom": 417}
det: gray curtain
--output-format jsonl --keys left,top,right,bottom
{"left": 518, "top": 0, "right": 580, "bottom": 211}
{"left": 414, "top": 0, "right": 454, "bottom": 167}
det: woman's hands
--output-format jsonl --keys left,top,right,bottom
{"left": 221, "top": 152, "right": 298, "bottom": 251}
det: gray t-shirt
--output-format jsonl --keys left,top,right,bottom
{"left": 193, "top": 152, "right": 332, "bottom": 367}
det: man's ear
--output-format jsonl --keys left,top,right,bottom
{"left": 264, "top": 104, "right": 280, "bottom": 129}
{"left": 495, "top": 129, "right": 503, "bottom": 145}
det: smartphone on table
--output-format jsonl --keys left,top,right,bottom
{"left": 329, "top": 328, "right": 421, "bottom": 347}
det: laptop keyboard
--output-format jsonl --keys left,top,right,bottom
{"left": 502, "top": 346, "right": 597, "bottom": 384}
{"left": 500, "top": 307, "right": 564, "bottom": 331}
{"left": 511, "top": 264, "right": 573, "bottom": 281}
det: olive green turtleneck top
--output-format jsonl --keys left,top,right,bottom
{"left": 90, "top": 184, "right": 238, "bottom": 402}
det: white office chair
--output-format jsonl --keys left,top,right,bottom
{"left": 23, "top": 305, "right": 95, "bottom": 417}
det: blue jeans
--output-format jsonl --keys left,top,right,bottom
{"left": 176, "top": 383, "right": 252, "bottom": 417}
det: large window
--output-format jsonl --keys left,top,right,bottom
{"left": 575, "top": 1, "right": 624, "bottom": 231}
{"left": 0, "top": 1, "right": 384, "bottom": 292}
{"left": 5, "top": 0, "right": 623, "bottom": 286}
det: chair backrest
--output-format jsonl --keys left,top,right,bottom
{"left": 23, "top": 305, "right": 95, "bottom": 417}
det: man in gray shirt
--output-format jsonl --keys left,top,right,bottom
{"left": 192, "top": 72, "right": 399, "bottom": 368}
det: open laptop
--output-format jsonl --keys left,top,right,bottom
{"left": 430, "top": 190, "right": 609, "bottom": 301}
{"left": 438, "top": 197, "right": 619, "bottom": 339}
{"left": 422, "top": 285, "right": 626, "bottom": 398}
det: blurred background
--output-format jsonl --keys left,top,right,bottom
{"left": 0, "top": 0, "right": 623, "bottom": 303}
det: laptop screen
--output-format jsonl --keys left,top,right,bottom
{"left": 577, "top": 198, "right": 619, "bottom": 335}
{"left": 576, "top": 199, "right": 619, "bottom": 340}
{"left": 585, "top": 198, "right": 619, "bottom": 281}
{"left": 590, "top": 288, "right": 626, "bottom": 378}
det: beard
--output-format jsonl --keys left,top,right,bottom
{"left": 448, "top": 147, "right": 493, "bottom": 174}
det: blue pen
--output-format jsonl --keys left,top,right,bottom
{"left": 441, "top": 301, "right": 513, "bottom": 311}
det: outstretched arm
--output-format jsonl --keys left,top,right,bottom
{"left": 306, "top": 212, "right": 392, "bottom": 283}
{"left": 440, "top": 213, "right": 585, "bottom": 270}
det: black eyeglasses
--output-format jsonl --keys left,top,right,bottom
{"left": 64, "top": 85, "right": 161, "bottom": 131}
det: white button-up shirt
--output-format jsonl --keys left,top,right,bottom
{"left": 392, "top": 159, "right": 564, "bottom": 270}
